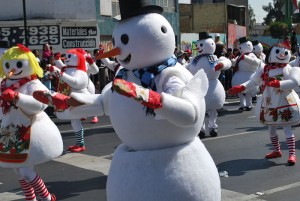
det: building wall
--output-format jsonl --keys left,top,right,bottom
{"left": 0, "top": 0, "right": 96, "bottom": 20}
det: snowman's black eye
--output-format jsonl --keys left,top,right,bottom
{"left": 275, "top": 49, "right": 280, "bottom": 54}
{"left": 200, "top": 43, "right": 203, "bottom": 47}
{"left": 285, "top": 51, "right": 288, "bottom": 55}
{"left": 5, "top": 62, "right": 9, "bottom": 69}
{"left": 161, "top": 26, "right": 167, "bottom": 34}
{"left": 16, "top": 61, "right": 23, "bottom": 68}
{"left": 121, "top": 34, "right": 129, "bottom": 45}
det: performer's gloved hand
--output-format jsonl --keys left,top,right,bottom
{"left": 86, "top": 56, "right": 94, "bottom": 65}
{"left": 227, "top": 85, "right": 245, "bottom": 95}
{"left": 113, "top": 79, "right": 162, "bottom": 109}
{"left": 266, "top": 80, "right": 280, "bottom": 88}
{"left": 1, "top": 89, "right": 19, "bottom": 102}
{"left": 214, "top": 62, "right": 224, "bottom": 71}
{"left": 33, "top": 90, "right": 70, "bottom": 111}
{"left": 49, "top": 66, "right": 63, "bottom": 77}
{"left": 54, "top": 52, "right": 61, "bottom": 60}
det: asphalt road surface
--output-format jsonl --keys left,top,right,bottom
{"left": 2, "top": 97, "right": 300, "bottom": 201}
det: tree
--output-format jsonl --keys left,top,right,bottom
{"left": 249, "top": 5, "right": 256, "bottom": 30}
{"left": 262, "top": 0, "right": 285, "bottom": 25}
{"left": 269, "top": 21, "right": 289, "bottom": 39}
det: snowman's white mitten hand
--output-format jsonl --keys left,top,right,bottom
{"left": 113, "top": 79, "right": 162, "bottom": 109}
{"left": 49, "top": 66, "right": 63, "bottom": 77}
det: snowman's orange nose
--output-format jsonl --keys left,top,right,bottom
{"left": 95, "top": 47, "right": 121, "bottom": 60}
{"left": 7, "top": 69, "right": 15, "bottom": 77}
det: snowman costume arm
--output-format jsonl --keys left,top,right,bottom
{"left": 155, "top": 69, "right": 207, "bottom": 126}
{"left": 16, "top": 81, "right": 48, "bottom": 115}
{"left": 51, "top": 66, "right": 89, "bottom": 89}
{"left": 217, "top": 56, "right": 232, "bottom": 70}
{"left": 87, "top": 62, "right": 99, "bottom": 75}
{"left": 243, "top": 53, "right": 261, "bottom": 68}
{"left": 67, "top": 82, "right": 112, "bottom": 117}
{"left": 101, "top": 58, "right": 119, "bottom": 71}
{"left": 278, "top": 66, "right": 300, "bottom": 90}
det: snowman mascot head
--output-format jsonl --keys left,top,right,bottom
{"left": 238, "top": 37, "right": 253, "bottom": 54}
{"left": 195, "top": 32, "right": 215, "bottom": 55}
{"left": 252, "top": 40, "right": 266, "bottom": 62}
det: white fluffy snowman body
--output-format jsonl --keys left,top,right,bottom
{"left": 231, "top": 41, "right": 260, "bottom": 98}
{"left": 69, "top": 13, "right": 220, "bottom": 201}
{"left": 187, "top": 37, "right": 231, "bottom": 110}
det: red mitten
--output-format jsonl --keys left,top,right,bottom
{"left": 214, "top": 62, "right": 224, "bottom": 71}
{"left": 54, "top": 52, "right": 61, "bottom": 60}
{"left": 266, "top": 80, "right": 280, "bottom": 88}
{"left": 86, "top": 56, "right": 94, "bottom": 65}
{"left": 113, "top": 79, "right": 162, "bottom": 109}
{"left": 1, "top": 89, "right": 19, "bottom": 102}
{"left": 227, "top": 85, "right": 245, "bottom": 95}
{"left": 33, "top": 90, "right": 70, "bottom": 111}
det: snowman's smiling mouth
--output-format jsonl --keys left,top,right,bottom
{"left": 276, "top": 56, "right": 286, "bottom": 60}
{"left": 120, "top": 54, "right": 131, "bottom": 64}
{"left": 13, "top": 71, "right": 22, "bottom": 76}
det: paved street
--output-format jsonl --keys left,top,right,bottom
{"left": 2, "top": 97, "right": 300, "bottom": 201}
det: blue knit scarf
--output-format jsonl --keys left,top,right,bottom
{"left": 192, "top": 54, "right": 217, "bottom": 68}
{"left": 113, "top": 55, "right": 177, "bottom": 115}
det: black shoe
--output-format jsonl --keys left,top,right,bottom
{"left": 238, "top": 107, "right": 244, "bottom": 111}
{"left": 245, "top": 106, "right": 252, "bottom": 111}
{"left": 209, "top": 128, "right": 218, "bottom": 137}
{"left": 198, "top": 131, "right": 206, "bottom": 139}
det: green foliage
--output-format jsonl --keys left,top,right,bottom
{"left": 269, "top": 21, "right": 289, "bottom": 39}
{"left": 249, "top": 5, "right": 256, "bottom": 30}
{"left": 262, "top": 0, "right": 285, "bottom": 25}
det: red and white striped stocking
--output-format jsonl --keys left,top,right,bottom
{"left": 270, "top": 135, "right": 280, "bottom": 152}
{"left": 286, "top": 136, "right": 296, "bottom": 156}
{"left": 19, "top": 179, "right": 36, "bottom": 201}
{"left": 29, "top": 175, "right": 51, "bottom": 200}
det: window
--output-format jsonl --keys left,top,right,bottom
{"left": 112, "top": 0, "right": 120, "bottom": 18}
{"left": 156, "top": 0, "right": 175, "bottom": 13}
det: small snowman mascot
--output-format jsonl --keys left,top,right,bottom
{"left": 231, "top": 37, "right": 261, "bottom": 111}
{"left": 252, "top": 40, "right": 266, "bottom": 63}
{"left": 0, "top": 44, "right": 62, "bottom": 201}
{"left": 33, "top": 1, "right": 221, "bottom": 200}
{"left": 46, "top": 48, "right": 90, "bottom": 152}
{"left": 186, "top": 32, "right": 232, "bottom": 138}
{"left": 228, "top": 43, "right": 300, "bottom": 165}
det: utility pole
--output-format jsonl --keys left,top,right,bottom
{"left": 22, "top": 0, "right": 28, "bottom": 47}
{"left": 285, "top": 0, "right": 293, "bottom": 33}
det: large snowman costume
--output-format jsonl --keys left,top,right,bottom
{"left": 0, "top": 45, "right": 62, "bottom": 201}
{"left": 186, "top": 32, "right": 231, "bottom": 138}
{"left": 231, "top": 37, "right": 261, "bottom": 111}
{"left": 229, "top": 43, "right": 300, "bottom": 165}
{"left": 33, "top": 1, "right": 221, "bottom": 200}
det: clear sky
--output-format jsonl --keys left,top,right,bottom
{"left": 249, "top": 0, "right": 272, "bottom": 23}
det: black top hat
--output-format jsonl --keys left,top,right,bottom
{"left": 238, "top": 37, "right": 248, "bottom": 44}
{"left": 0, "top": 40, "right": 10, "bottom": 48}
{"left": 198, "top": 32, "right": 212, "bottom": 40}
{"left": 118, "top": 0, "right": 163, "bottom": 21}
{"left": 251, "top": 40, "right": 259, "bottom": 46}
